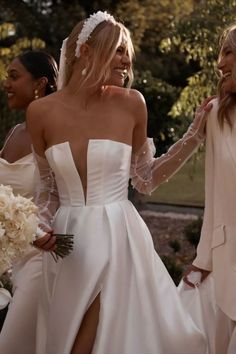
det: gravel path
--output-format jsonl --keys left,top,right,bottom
{"left": 139, "top": 207, "right": 202, "bottom": 283}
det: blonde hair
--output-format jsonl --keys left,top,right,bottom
{"left": 64, "top": 19, "right": 134, "bottom": 89}
{"left": 217, "top": 24, "right": 236, "bottom": 129}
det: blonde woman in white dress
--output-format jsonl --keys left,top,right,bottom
{"left": 28, "top": 11, "right": 212, "bottom": 354}
{"left": 183, "top": 24, "right": 236, "bottom": 354}
{"left": 0, "top": 50, "right": 58, "bottom": 354}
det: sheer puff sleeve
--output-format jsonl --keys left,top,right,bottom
{"left": 130, "top": 117, "right": 205, "bottom": 195}
{"left": 33, "top": 151, "right": 59, "bottom": 237}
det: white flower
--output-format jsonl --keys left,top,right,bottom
{"left": 0, "top": 185, "right": 39, "bottom": 275}
{"left": 0, "top": 194, "right": 13, "bottom": 220}
{"left": 0, "top": 185, "right": 13, "bottom": 197}
{"left": 0, "top": 287, "right": 12, "bottom": 310}
{"left": 0, "top": 223, "right": 5, "bottom": 239}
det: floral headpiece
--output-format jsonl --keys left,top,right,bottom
{"left": 75, "top": 10, "right": 116, "bottom": 58}
{"left": 57, "top": 11, "right": 115, "bottom": 90}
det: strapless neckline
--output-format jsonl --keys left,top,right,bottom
{"left": 45, "top": 139, "right": 132, "bottom": 206}
{"left": 45, "top": 139, "right": 132, "bottom": 153}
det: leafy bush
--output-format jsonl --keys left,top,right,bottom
{"left": 169, "top": 239, "right": 181, "bottom": 253}
{"left": 183, "top": 216, "right": 203, "bottom": 248}
{"left": 133, "top": 70, "right": 182, "bottom": 155}
{"left": 161, "top": 255, "right": 183, "bottom": 285}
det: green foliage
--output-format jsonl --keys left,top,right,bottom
{"left": 40, "top": 2, "right": 86, "bottom": 60}
{"left": 115, "top": 0, "right": 147, "bottom": 52}
{"left": 133, "top": 70, "right": 181, "bottom": 153}
{"left": 183, "top": 216, "right": 203, "bottom": 248}
{"left": 0, "top": 0, "right": 213, "bottom": 149}
{"left": 0, "top": 31, "right": 45, "bottom": 81}
{"left": 169, "top": 239, "right": 181, "bottom": 253}
{"left": 161, "top": 0, "right": 236, "bottom": 119}
{"left": 161, "top": 255, "right": 183, "bottom": 285}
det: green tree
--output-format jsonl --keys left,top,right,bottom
{"left": 161, "top": 0, "right": 236, "bottom": 128}
{"left": 134, "top": 70, "right": 181, "bottom": 154}
{"left": 0, "top": 0, "right": 204, "bottom": 149}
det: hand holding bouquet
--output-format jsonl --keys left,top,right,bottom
{"left": 35, "top": 228, "right": 74, "bottom": 261}
{"left": 0, "top": 184, "right": 38, "bottom": 275}
{"left": 0, "top": 184, "right": 74, "bottom": 274}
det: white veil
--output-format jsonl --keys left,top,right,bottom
{"left": 57, "top": 37, "right": 68, "bottom": 90}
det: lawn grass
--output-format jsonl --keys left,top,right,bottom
{"left": 145, "top": 153, "right": 205, "bottom": 207}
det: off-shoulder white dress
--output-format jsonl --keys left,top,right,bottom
{"left": 0, "top": 126, "right": 42, "bottom": 354}
{"left": 35, "top": 133, "right": 207, "bottom": 353}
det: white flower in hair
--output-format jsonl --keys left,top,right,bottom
{"left": 75, "top": 10, "right": 116, "bottom": 58}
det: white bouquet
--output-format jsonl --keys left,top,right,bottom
{"left": 0, "top": 184, "right": 38, "bottom": 276}
{"left": 0, "top": 280, "right": 11, "bottom": 310}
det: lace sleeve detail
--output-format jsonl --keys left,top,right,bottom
{"left": 130, "top": 119, "right": 205, "bottom": 195}
{"left": 130, "top": 138, "right": 156, "bottom": 194}
{"left": 33, "top": 151, "right": 59, "bottom": 235}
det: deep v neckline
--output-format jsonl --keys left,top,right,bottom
{"left": 45, "top": 139, "right": 132, "bottom": 205}
{"left": 46, "top": 141, "right": 87, "bottom": 204}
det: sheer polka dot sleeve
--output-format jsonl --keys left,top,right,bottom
{"left": 130, "top": 117, "right": 205, "bottom": 195}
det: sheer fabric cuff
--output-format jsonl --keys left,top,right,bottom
{"left": 130, "top": 129, "right": 203, "bottom": 195}
{"left": 130, "top": 138, "right": 156, "bottom": 195}
{"left": 33, "top": 150, "right": 59, "bottom": 233}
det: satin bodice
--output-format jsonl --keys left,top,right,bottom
{"left": 39, "top": 139, "right": 206, "bottom": 354}
{"left": 0, "top": 154, "right": 38, "bottom": 198}
{"left": 45, "top": 140, "right": 132, "bottom": 207}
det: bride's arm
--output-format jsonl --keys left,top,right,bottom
{"left": 130, "top": 94, "right": 214, "bottom": 195}
{"left": 26, "top": 100, "right": 58, "bottom": 251}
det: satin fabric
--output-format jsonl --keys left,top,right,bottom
{"left": 178, "top": 275, "right": 217, "bottom": 354}
{"left": 37, "top": 140, "right": 206, "bottom": 354}
{"left": 0, "top": 153, "right": 43, "bottom": 354}
{"left": 193, "top": 98, "right": 236, "bottom": 320}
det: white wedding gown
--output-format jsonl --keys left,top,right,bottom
{"left": 36, "top": 139, "right": 206, "bottom": 354}
{"left": 0, "top": 125, "right": 42, "bottom": 354}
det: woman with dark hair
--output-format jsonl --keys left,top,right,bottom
{"left": 0, "top": 50, "right": 58, "bottom": 354}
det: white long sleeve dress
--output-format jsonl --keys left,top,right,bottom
{"left": 34, "top": 114, "right": 208, "bottom": 354}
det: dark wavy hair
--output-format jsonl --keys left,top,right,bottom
{"left": 17, "top": 50, "right": 58, "bottom": 95}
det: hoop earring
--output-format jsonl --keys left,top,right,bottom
{"left": 81, "top": 68, "right": 87, "bottom": 76}
{"left": 34, "top": 89, "right": 39, "bottom": 99}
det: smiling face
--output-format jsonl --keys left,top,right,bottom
{"left": 71, "top": 21, "right": 134, "bottom": 91}
{"left": 3, "top": 58, "right": 38, "bottom": 110}
{"left": 218, "top": 40, "right": 236, "bottom": 94}
{"left": 106, "top": 36, "right": 132, "bottom": 87}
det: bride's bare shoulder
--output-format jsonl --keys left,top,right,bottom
{"left": 106, "top": 86, "right": 146, "bottom": 108}
{"left": 26, "top": 91, "right": 63, "bottom": 123}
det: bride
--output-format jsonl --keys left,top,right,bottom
{"left": 28, "top": 10, "right": 211, "bottom": 354}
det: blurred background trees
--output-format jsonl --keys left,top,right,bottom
{"left": 0, "top": 0, "right": 236, "bottom": 150}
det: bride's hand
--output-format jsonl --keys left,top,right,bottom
{"left": 33, "top": 232, "right": 56, "bottom": 251}
{"left": 183, "top": 264, "right": 211, "bottom": 288}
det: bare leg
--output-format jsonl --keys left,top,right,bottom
{"left": 70, "top": 294, "right": 100, "bottom": 354}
